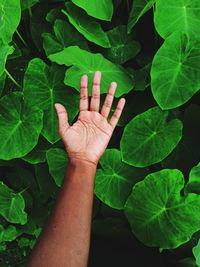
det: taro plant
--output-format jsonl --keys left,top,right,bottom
{"left": 1, "top": 0, "right": 200, "bottom": 266}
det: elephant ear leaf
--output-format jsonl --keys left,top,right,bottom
{"left": 0, "top": 0, "right": 21, "bottom": 43}
{"left": 128, "top": 0, "right": 155, "bottom": 33}
{"left": 46, "top": 148, "right": 68, "bottom": 187}
{"left": 62, "top": 2, "right": 111, "bottom": 48}
{"left": 71, "top": 0, "right": 114, "bottom": 21}
{"left": 94, "top": 149, "right": 148, "bottom": 210}
{"left": 48, "top": 46, "right": 134, "bottom": 97}
{"left": 0, "top": 91, "right": 43, "bottom": 160}
{"left": 23, "top": 58, "right": 79, "bottom": 144}
{"left": 124, "top": 169, "right": 200, "bottom": 249}
{"left": 154, "top": 0, "right": 200, "bottom": 39}
{"left": 120, "top": 106, "right": 183, "bottom": 167}
{"left": 151, "top": 32, "right": 200, "bottom": 110}
{"left": 0, "top": 181, "right": 27, "bottom": 225}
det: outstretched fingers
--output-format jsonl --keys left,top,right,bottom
{"left": 101, "top": 82, "right": 117, "bottom": 119}
{"left": 80, "top": 74, "right": 89, "bottom": 111}
{"left": 90, "top": 71, "right": 101, "bottom": 112}
{"left": 109, "top": 98, "right": 126, "bottom": 129}
{"left": 54, "top": 103, "right": 70, "bottom": 134}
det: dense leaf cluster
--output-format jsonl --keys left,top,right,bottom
{"left": 1, "top": 0, "right": 200, "bottom": 266}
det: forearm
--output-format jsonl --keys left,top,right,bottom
{"left": 26, "top": 159, "right": 96, "bottom": 267}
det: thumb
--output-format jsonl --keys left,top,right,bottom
{"left": 54, "top": 103, "right": 70, "bottom": 134}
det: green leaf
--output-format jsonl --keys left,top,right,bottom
{"left": 178, "top": 258, "right": 197, "bottom": 267}
{"left": 151, "top": 32, "right": 200, "bottom": 110}
{"left": 22, "top": 136, "right": 50, "bottom": 164}
{"left": 0, "top": 225, "right": 18, "bottom": 243}
{"left": 128, "top": 63, "right": 151, "bottom": 91}
{"left": 185, "top": 162, "right": 200, "bottom": 194}
{"left": 120, "top": 106, "right": 183, "bottom": 167}
{"left": 128, "top": 0, "right": 155, "bottom": 33}
{"left": 30, "top": 3, "right": 52, "bottom": 51}
{"left": 71, "top": 0, "right": 114, "bottom": 21}
{"left": 104, "top": 25, "right": 141, "bottom": 64}
{"left": 0, "top": 182, "right": 27, "bottom": 224}
{"left": 193, "top": 239, "right": 200, "bottom": 267}
{"left": 21, "top": 0, "right": 39, "bottom": 10}
{"left": 62, "top": 2, "right": 111, "bottom": 48}
{"left": 46, "top": 6, "right": 65, "bottom": 24}
{"left": 124, "top": 169, "right": 200, "bottom": 249}
{"left": 0, "top": 0, "right": 21, "bottom": 43}
{"left": 34, "top": 163, "right": 58, "bottom": 204}
{"left": 0, "top": 40, "right": 14, "bottom": 77}
{"left": 154, "top": 0, "right": 200, "bottom": 39}
{"left": 0, "top": 91, "right": 43, "bottom": 160}
{"left": 162, "top": 104, "right": 200, "bottom": 174}
{"left": 0, "top": 73, "right": 6, "bottom": 97}
{"left": 94, "top": 149, "right": 148, "bottom": 210}
{"left": 46, "top": 148, "right": 68, "bottom": 187}
{"left": 42, "top": 19, "right": 89, "bottom": 56}
{"left": 23, "top": 58, "right": 79, "bottom": 144}
{"left": 49, "top": 46, "right": 134, "bottom": 97}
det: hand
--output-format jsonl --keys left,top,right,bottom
{"left": 54, "top": 71, "right": 126, "bottom": 167}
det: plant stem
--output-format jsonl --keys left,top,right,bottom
{"left": 4, "top": 68, "right": 22, "bottom": 89}
{"left": 28, "top": 6, "right": 32, "bottom": 17}
{"left": 16, "top": 29, "right": 28, "bottom": 47}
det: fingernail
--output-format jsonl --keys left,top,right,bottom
{"left": 95, "top": 70, "right": 101, "bottom": 75}
{"left": 111, "top": 82, "right": 117, "bottom": 87}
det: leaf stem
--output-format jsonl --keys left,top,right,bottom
{"left": 28, "top": 6, "right": 32, "bottom": 18}
{"left": 18, "top": 186, "right": 30, "bottom": 195}
{"left": 16, "top": 29, "right": 28, "bottom": 47}
{"left": 4, "top": 68, "right": 22, "bottom": 89}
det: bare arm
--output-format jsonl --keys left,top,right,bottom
{"left": 26, "top": 71, "right": 126, "bottom": 267}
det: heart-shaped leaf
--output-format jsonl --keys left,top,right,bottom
{"left": 46, "top": 148, "right": 68, "bottom": 187}
{"left": 0, "top": 182, "right": 27, "bottom": 225}
{"left": 62, "top": 2, "right": 111, "bottom": 48}
{"left": 0, "top": 0, "right": 21, "bottom": 43}
{"left": 120, "top": 106, "right": 183, "bottom": 167}
{"left": 154, "top": 0, "right": 200, "bottom": 39}
{"left": 49, "top": 46, "right": 134, "bottom": 97}
{"left": 42, "top": 19, "right": 89, "bottom": 56}
{"left": 23, "top": 58, "right": 79, "bottom": 144}
{"left": 151, "top": 32, "right": 200, "bottom": 110}
{"left": 104, "top": 25, "right": 141, "bottom": 64}
{"left": 124, "top": 169, "right": 200, "bottom": 249}
{"left": 71, "top": 0, "right": 114, "bottom": 21}
{"left": 0, "top": 91, "right": 43, "bottom": 160}
{"left": 94, "top": 149, "right": 148, "bottom": 210}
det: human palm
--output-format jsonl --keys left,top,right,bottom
{"left": 54, "top": 71, "right": 126, "bottom": 166}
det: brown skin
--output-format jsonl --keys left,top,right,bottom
{"left": 26, "top": 71, "right": 126, "bottom": 267}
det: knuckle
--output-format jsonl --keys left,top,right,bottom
{"left": 80, "top": 86, "right": 87, "bottom": 90}
{"left": 92, "top": 93, "right": 100, "bottom": 99}
{"left": 58, "top": 111, "right": 66, "bottom": 115}
{"left": 80, "top": 95, "right": 88, "bottom": 100}
{"left": 93, "top": 82, "right": 100, "bottom": 87}
{"left": 104, "top": 101, "right": 111, "bottom": 108}
{"left": 112, "top": 113, "right": 119, "bottom": 119}
{"left": 107, "top": 92, "right": 114, "bottom": 97}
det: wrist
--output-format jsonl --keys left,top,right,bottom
{"left": 69, "top": 157, "right": 98, "bottom": 169}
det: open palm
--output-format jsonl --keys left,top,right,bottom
{"left": 54, "top": 71, "right": 126, "bottom": 166}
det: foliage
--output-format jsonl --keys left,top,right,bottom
{"left": 1, "top": 0, "right": 200, "bottom": 266}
